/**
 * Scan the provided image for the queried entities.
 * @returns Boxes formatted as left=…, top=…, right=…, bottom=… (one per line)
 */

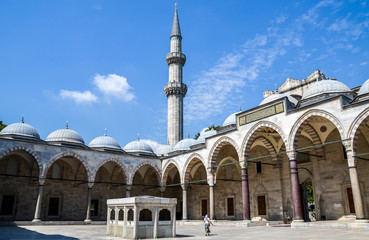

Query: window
left=118, top=209, right=124, bottom=221
left=256, top=161, right=262, bottom=174
left=90, top=200, right=99, bottom=217
left=0, top=195, right=15, bottom=215
left=227, top=198, right=234, bottom=216
left=48, top=197, right=60, bottom=216
left=139, top=209, right=152, bottom=221
left=257, top=195, right=266, bottom=215
left=127, top=209, right=134, bottom=221
left=159, top=209, right=171, bottom=221
left=110, top=208, right=115, bottom=220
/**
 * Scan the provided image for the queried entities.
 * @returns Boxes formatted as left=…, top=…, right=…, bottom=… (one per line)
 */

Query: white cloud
left=276, top=15, right=288, bottom=24
left=360, top=62, right=369, bottom=66
left=93, top=74, right=135, bottom=102
left=59, top=90, right=98, bottom=103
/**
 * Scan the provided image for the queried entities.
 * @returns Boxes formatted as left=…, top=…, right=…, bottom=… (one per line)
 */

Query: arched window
left=159, top=209, right=171, bottom=221
left=127, top=209, right=134, bottom=221
left=118, top=209, right=124, bottom=221
left=139, top=209, right=152, bottom=221
left=110, top=209, right=115, bottom=221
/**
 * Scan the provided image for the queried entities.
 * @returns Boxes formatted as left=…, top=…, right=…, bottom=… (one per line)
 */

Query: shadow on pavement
left=0, top=226, right=78, bottom=240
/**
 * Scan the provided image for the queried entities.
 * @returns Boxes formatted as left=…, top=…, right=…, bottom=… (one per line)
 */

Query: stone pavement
left=1, top=222, right=369, bottom=240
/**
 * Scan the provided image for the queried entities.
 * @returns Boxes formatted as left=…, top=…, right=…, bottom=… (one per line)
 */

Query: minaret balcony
left=166, top=52, right=186, bottom=66
left=164, top=82, right=187, bottom=97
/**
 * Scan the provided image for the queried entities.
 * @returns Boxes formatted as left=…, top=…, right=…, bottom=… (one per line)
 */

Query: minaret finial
left=66, top=120, right=69, bottom=129
left=188, top=131, right=190, bottom=138
left=104, top=128, right=107, bottom=136
left=21, top=115, right=24, bottom=123
left=171, top=2, right=181, bottom=37
left=275, top=83, right=278, bottom=93
left=175, top=2, right=177, bottom=9
left=239, top=104, right=242, bottom=112
left=137, top=133, right=140, bottom=141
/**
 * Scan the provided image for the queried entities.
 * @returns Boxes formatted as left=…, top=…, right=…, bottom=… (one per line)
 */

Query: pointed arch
left=92, top=158, right=129, bottom=184
left=161, top=159, right=181, bottom=186
left=130, top=161, right=161, bottom=186
left=0, top=145, right=43, bottom=174
left=348, top=107, right=369, bottom=153
left=182, top=153, right=205, bottom=184
left=241, top=121, right=288, bottom=161
left=208, top=136, right=239, bottom=168
left=254, top=136, right=278, bottom=161
left=288, top=109, right=345, bottom=151
left=44, top=151, right=92, bottom=181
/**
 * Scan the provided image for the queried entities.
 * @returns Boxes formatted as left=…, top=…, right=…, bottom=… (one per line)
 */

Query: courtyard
left=1, top=222, right=369, bottom=240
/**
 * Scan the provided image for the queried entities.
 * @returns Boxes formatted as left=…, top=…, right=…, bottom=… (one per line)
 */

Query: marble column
left=182, top=184, right=188, bottom=221
left=208, top=168, right=215, bottom=220
left=171, top=206, right=176, bottom=237
left=114, top=207, right=119, bottom=237
left=126, top=184, right=132, bottom=198
left=123, top=206, right=127, bottom=238
left=343, top=141, right=367, bottom=221
left=287, top=151, right=303, bottom=221
left=241, top=161, right=251, bottom=221
left=133, top=205, right=138, bottom=239
left=32, top=178, right=45, bottom=223
left=153, top=207, right=158, bottom=239
left=84, top=183, right=94, bottom=223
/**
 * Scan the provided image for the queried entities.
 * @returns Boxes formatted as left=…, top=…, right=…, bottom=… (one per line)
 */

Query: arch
left=208, top=136, right=239, bottom=168
left=44, top=151, right=92, bottom=181
left=254, top=136, right=278, bottom=162
left=215, top=156, right=241, bottom=180
left=241, top=121, right=288, bottom=161
left=92, top=158, right=129, bottom=184
left=0, top=145, right=43, bottom=175
left=182, top=153, right=206, bottom=184
left=161, top=159, right=181, bottom=187
left=289, top=110, right=345, bottom=151
left=130, top=161, right=161, bottom=186
left=348, top=107, right=369, bottom=153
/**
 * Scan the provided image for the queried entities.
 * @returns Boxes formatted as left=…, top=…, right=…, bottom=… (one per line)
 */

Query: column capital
left=240, top=160, right=247, bottom=169
left=181, top=183, right=187, bottom=190
left=342, top=139, right=353, bottom=152
left=87, top=182, right=94, bottom=189
left=207, top=166, right=215, bottom=175
left=126, top=184, right=132, bottom=191
left=287, top=150, right=297, bottom=160
left=38, top=178, right=46, bottom=185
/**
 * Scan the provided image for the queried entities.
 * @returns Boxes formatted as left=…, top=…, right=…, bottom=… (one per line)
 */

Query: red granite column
left=241, top=161, right=251, bottom=221
left=287, top=151, right=303, bottom=221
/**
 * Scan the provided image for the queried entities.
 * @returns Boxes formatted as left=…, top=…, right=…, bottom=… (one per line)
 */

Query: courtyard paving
left=1, top=222, right=369, bottom=240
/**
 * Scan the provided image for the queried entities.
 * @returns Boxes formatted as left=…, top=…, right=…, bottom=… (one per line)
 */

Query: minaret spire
left=164, top=3, right=187, bottom=145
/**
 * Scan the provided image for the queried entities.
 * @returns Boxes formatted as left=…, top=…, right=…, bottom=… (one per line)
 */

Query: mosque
left=1, top=4, right=369, bottom=225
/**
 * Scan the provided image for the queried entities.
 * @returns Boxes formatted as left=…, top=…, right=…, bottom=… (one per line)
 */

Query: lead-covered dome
left=222, top=112, right=240, bottom=127
left=358, top=79, right=369, bottom=95
left=123, top=138, right=154, bottom=154
left=260, top=93, right=298, bottom=106
left=173, top=138, right=197, bottom=151
left=155, top=144, right=174, bottom=156
left=197, top=129, right=217, bottom=143
left=89, top=131, right=121, bottom=150
left=0, top=120, right=40, bottom=139
left=46, top=123, right=85, bottom=145
left=302, top=79, right=351, bottom=100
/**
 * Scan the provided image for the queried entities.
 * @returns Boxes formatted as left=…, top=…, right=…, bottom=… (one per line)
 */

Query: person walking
left=203, top=214, right=214, bottom=236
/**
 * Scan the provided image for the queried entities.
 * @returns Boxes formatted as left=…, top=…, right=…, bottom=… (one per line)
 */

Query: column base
left=32, top=218, right=41, bottom=223
left=84, top=219, right=92, bottom=224
left=182, top=219, right=189, bottom=222
left=355, top=219, right=369, bottom=223
left=292, top=219, right=304, bottom=223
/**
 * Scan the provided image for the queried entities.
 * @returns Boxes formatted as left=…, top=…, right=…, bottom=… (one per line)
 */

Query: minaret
left=164, top=3, right=187, bottom=146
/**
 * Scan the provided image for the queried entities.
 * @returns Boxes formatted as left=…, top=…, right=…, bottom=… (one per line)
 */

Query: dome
left=197, top=129, right=217, bottom=143
left=123, top=138, right=154, bottom=154
left=155, top=144, right=174, bottom=156
left=260, top=93, right=298, bottom=106
left=88, top=132, right=121, bottom=150
left=0, top=120, right=40, bottom=139
left=173, top=138, right=197, bottom=151
left=302, top=79, right=351, bottom=100
left=358, top=79, right=369, bottom=95
left=222, top=112, right=240, bottom=127
left=46, top=124, right=85, bottom=145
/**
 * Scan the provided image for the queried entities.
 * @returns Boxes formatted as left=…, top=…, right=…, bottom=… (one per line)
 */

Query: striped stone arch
left=254, top=136, right=278, bottom=161
left=182, top=153, right=205, bottom=184
left=130, top=161, right=161, bottom=186
left=0, top=145, right=43, bottom=174
left=208, top=136, right=239, bottom=168
left=92, top=158, right=129, bottom=184
left=300, top=124, right=325, bottom=160
left=348, top=107, right=369, bottom=153
left=241, top=121, right=288, bottom=161
left=44, top=151, right=93, bottom=182
left=288, top=110, right=345, bottom=151
left=161, top=159, right=181, bottom=187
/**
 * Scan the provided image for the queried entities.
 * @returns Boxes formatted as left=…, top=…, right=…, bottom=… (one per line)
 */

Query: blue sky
left=1, top=0, right=369, bottom=148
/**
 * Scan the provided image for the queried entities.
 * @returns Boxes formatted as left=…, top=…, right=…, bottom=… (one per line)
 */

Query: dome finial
left=21, top=115, right=24, bottom=123
left=137, top=133, right=140, bottom=141
left=188, top=131, right=190, bottom=139
left=239, top=104, right=242, bottom=111
left=104, top=128, right=107, bottom=136
left=66, top=120, right=69, bottom=129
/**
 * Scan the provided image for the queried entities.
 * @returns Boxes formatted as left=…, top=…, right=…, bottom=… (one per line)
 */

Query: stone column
left=133, top=205, right=138, bottom=239
left=208, top=168, right=215, bottom=220
left=182, top=184, right=188, bottom=221
left=126, top=184, right=132, bottom=198
left=123, top=206, right=127, bottom=238
left=287, top=151, right=303, bottom=221
left=171, top=206, right=176, bottom=237
left=106, top=207, right=111, bottom=235
left=153, top=207, right=158, bottom=239
left=32, top=178, right=45, bottom=223
left=114, top=207, right=119, bottom=237
left=343, top=141, right=367, bottom=222
left=84, top=183, right=94, bottom=223
left=241, top=161, right=251, bottom=221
